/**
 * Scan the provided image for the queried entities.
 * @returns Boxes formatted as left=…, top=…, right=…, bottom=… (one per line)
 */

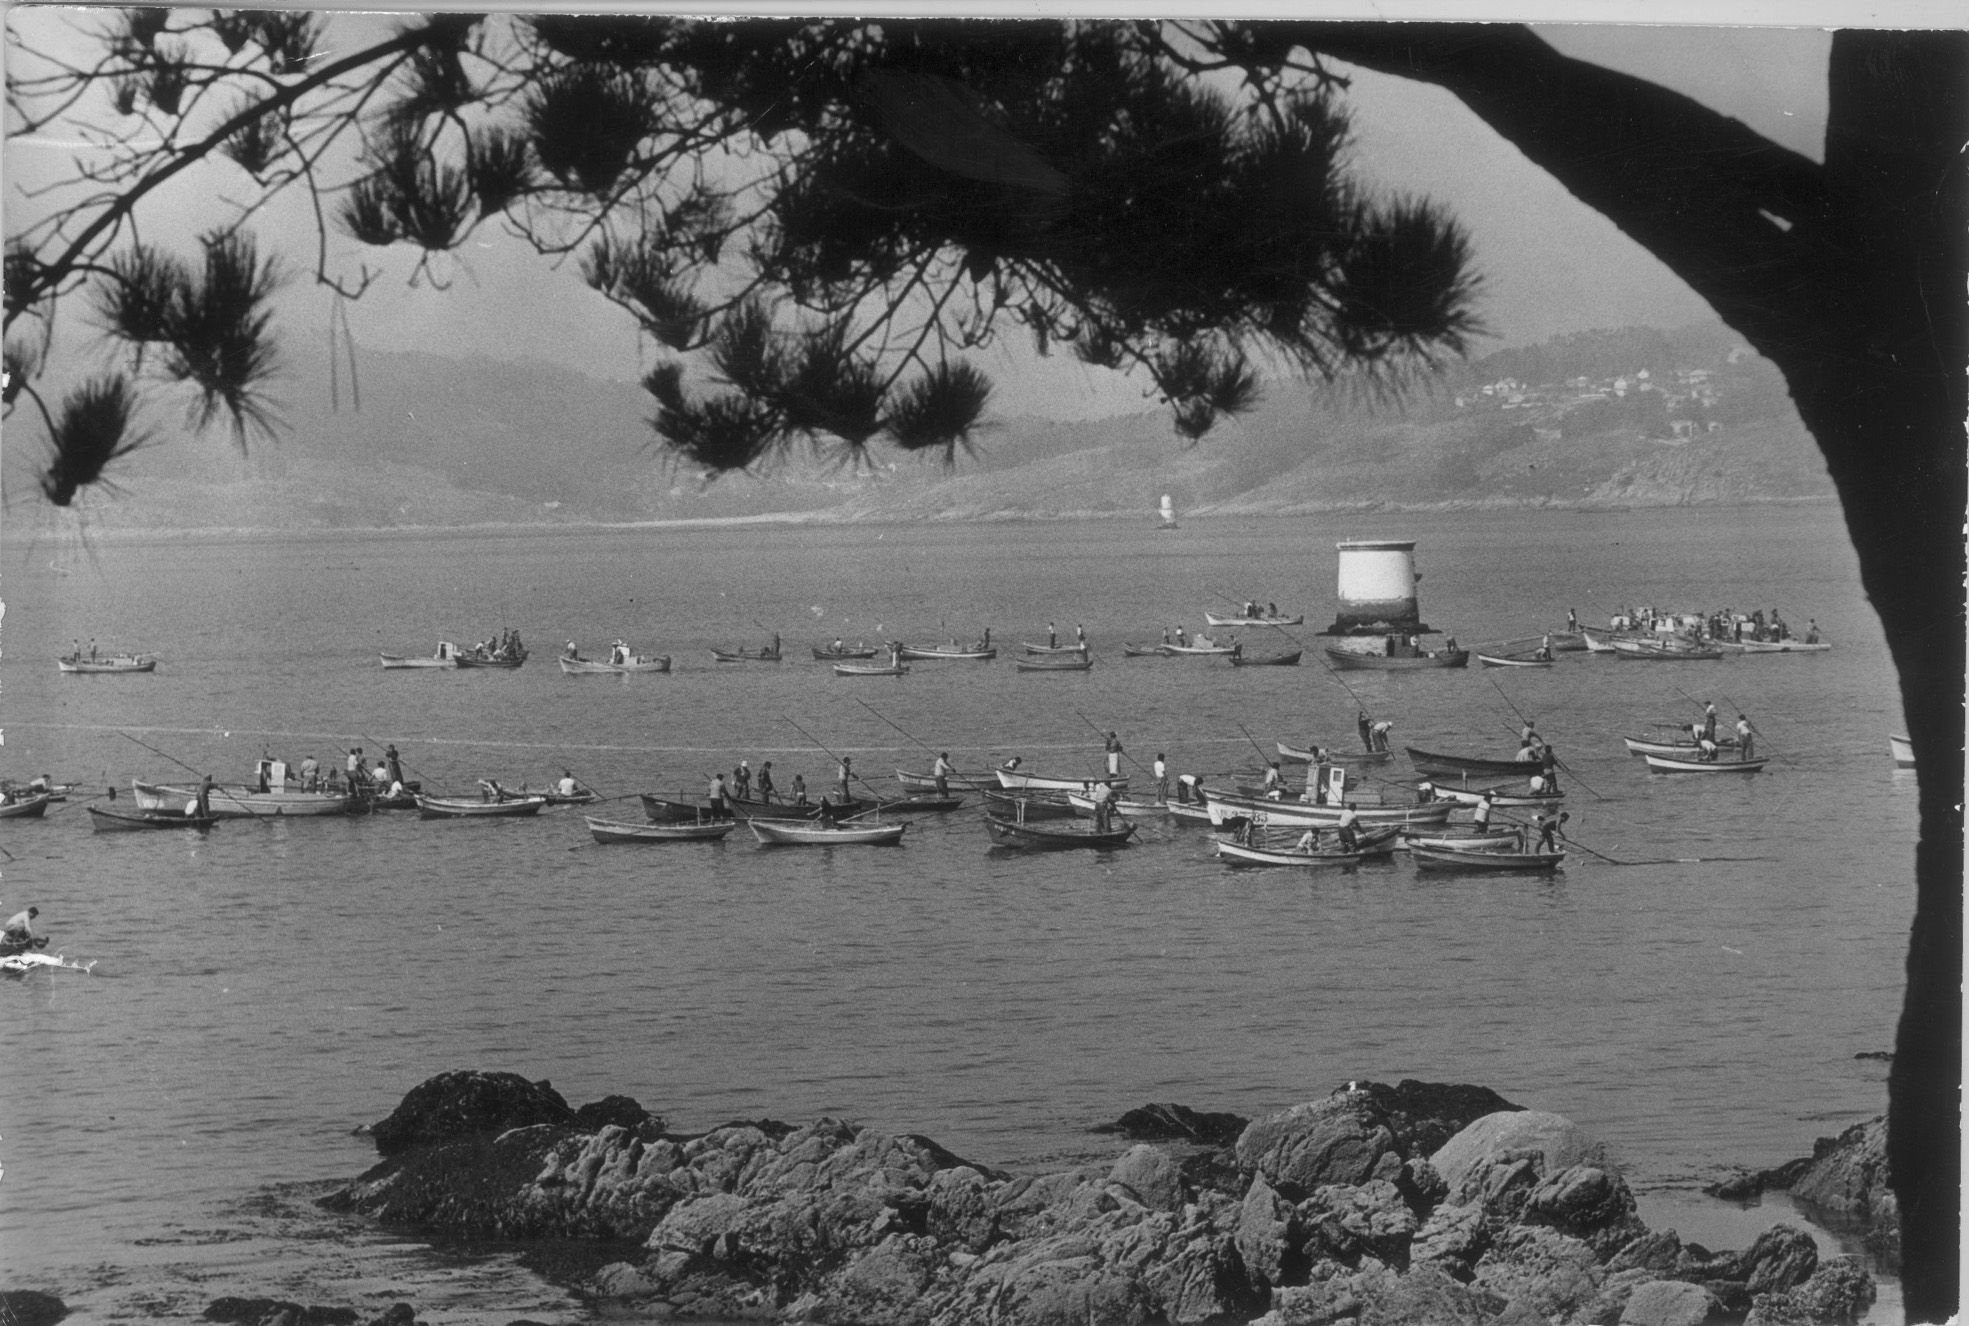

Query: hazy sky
left=0, top=12, right=1892, bottom=421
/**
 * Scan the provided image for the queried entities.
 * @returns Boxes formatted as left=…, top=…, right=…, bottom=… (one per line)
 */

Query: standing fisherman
left=932, top=752, right=954, bottom=797
left=836, top=755, right=854, bottom=805
left=1703, top=701, right=1719, bottom=743
left=1736, top=715, right=1756, bottom=761
left=1104, top=731, right=1124, bottom=779
left=1357, top=711, right=1374, bottom=752
left=1153, top=753, right=1168, bottom=803
left=1535, top=809, right=1569, bottom=853
left=757, top=761, right=776, bottom=803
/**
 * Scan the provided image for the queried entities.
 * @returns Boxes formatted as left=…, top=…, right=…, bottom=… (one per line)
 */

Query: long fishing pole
left=119, top=730, right=209, bottom=782
left=1488, top=678, right=1606, bottom=801
left=854, top=697, right=974, bottom=781
left=1559, top=828, right=1779, bottom=867
left=1073, top=711, right=1150, bottom=781
left=1716, top=693, right=1784, bottom=764
left=783, top=716, right=887, bottom=803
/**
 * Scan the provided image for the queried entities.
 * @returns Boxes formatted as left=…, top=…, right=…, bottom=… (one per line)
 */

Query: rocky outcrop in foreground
left=1707, top=1115, right=1899, bottom=1271
left=322, top=1071, right=1877, bottom=1326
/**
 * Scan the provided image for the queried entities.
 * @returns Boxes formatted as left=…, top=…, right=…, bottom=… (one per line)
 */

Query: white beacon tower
left=1324, top=539, right=1432, bottom=636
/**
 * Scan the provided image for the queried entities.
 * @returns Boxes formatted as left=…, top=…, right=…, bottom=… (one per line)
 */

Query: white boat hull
left=134, top=781, right=352, bottom=817
left=996, top=768, right=1127, bottom=792
left=749, top=818, right=907, bottom=845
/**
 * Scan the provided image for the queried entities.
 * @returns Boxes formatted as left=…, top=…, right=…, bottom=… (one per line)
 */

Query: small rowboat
left=712, top=646, right=782, bottom=663
left=560, top=653, right=671, bottom=674
left=1016, top=657, right=1094, bottom=672
left=835, top=661, right=909, bottom=676
left=381, top=642, right=461, bottom=669
left=1202, top=791, right=1455, bottom=828
left=1122, top=643, right=1173, bottom=657
left=1162, top=641, right=1235, bottom=656
left=1229, top=650, right=1302, bottom=667
left=894, top=643, right=996, bottom=661
left=1, top=940, right=94, bottom=976
left=1610, top=638, right=1722, bottom=660
left=1405, top=748, right=1535, bottom=778
left=1411, top=844, right=1566, bottom=871
left=749, top=817, right=908, bottom=845
left=813, top=643, right=879, bottom=660
left=724, top=793, right=872, bottom=821
left=1622, top=735, right=1737, bottom=758
left=586, top=815, right=734, bottom=843
left=640, top=793, right=724, bottom=822
left=1216, top=839, right=1370, bottom=866
left=1276, top=742, right=1392, bottom=765
left=1163, top=801, right=1216, bottom=825
left=454, top=648, right=528, bottom=669
left=996, top=768, right=1127, bottom=792
left=1205, top=611, right=1304, bottom=628
left=1323, top=646, right=1469, bottom=671
left=1735, top=639, right=1832, bottom=653
left=88, top=804, right=218, bottom=832
left=415, top=793, right=548, bottom=818
left=57, top=654, right=156, bottom=674
left=1643, top=753, right=1769, bottom=774
left=1889, top=733, right=1914, bottom=767
left=0, top=793, right=54, bottom=819
left=1476, top=652, right=1553, bottom=668
left=1064, top=790, right=1166, bottom=819
left=895, top=768, right=995, bottom=793
left=983, top=814, right=1136, bottom=850
left=867, top=794, right=966, bottom=814
left=1022, top=641, right=1089, bottom=655
left=981, top=789, right=1081, bottom=820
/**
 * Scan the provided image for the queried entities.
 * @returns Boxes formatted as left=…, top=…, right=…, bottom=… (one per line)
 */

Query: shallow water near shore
left=1, top=505, right=1911, bottom=1322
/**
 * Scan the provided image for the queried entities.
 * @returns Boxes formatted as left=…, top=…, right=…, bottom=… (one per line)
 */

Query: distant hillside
left=3, top=323, right=1832, bottom=533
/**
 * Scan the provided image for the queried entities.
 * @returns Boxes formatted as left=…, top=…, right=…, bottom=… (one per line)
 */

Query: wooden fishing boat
left=1611, top=638, right=1722, bottom=661
left=1735, top=639, right=1832, bottom=653
left=1162, top=640, right=1236, bottom=656
left=1431, top=785, right=1564, bottom=809
left=1622, top=734, right=1738, bottom=758
left=835, top=661, right=909, bottom=676
left=586, top=815, right=734, bottom=843
left=1205, top=611, right=1304, bottom=628
left=1405, top=747, right=1536, bottom=778
left=1411, top=844, right=1566, bottom=871
left=813, top=643, right=879, bottom=660
left=1164, top=801, right=1216, bottom=825
left=134, top=780, right=353, bottom=818
left=1122, top=643, right=1174, bottom=657
left=1021, top=641, right=1090, bottom=655
left=381, top=642, right=461, bottom=669
left=1643, top=753, right=1769, bottom=774
left=724, top=792, right=871, bottom=820
left=868, top=794, right=965, bottom=814
left=1202, top=790, right=1455, bottom=828
left=1229, top=650, right=1302, bottom=667
left=1016, top=656, right=1094, bottom=672
left=56, top=653, right=156, bottom=674
left=712, top=645, right=782, bottom=663
left=996, top=767, right=1127, bottom=792
left=1276, top=742, right=1393, bottom=765
left=895, top=768, right=995, bottom=793
left=1, top=949, right=95, bottom=977
left=0, top=793, right=54, bottom=819
left=640, top=792, right=726, bottom=822
left=1323, top=645, right=1468, bottom=670
left=1546, top=632, right=1589, bottom=652
left=454, top=646, right=528, bottom=669
left=981, top=788, right=1082, bottom=820
left=560, top=652, right=671, bottom=674
left=983, top=813, right=1136, bottom=850
left=749, top=817, right=908, bottom=846
left=415, top=792, right=549, bottom=818
left=1064, top=790, right=1167, bottom=819
left=894, top=643, right=996, bottom=661
left=88, top=804, right=218, bottom=832
left=1216, top=839, right=1369, bottom=867
left=1889, top=733, right=1914, bottom=768
left=1476, top=652, right=1553, bottom=668
left=1399, top=827, right=1527, bottom=852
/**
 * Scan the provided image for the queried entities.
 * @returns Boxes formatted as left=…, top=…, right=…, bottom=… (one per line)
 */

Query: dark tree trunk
left=1281, top=24, right=1967, bottom=1320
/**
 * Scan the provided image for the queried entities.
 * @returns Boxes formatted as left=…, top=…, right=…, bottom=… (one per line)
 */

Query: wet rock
left=1742, top=1256, right=1876, bottom=1325
left=1616, top=1278, right=1717, bottom=1326
left=1235, top=1092, right=1404, bottom=1198
left=1092, top=1103, right=1249, bottom=1148
left=202, top=1299, right=358, bottom=1326
left=367, top=1070, right=573, bottom=1157
left=0, top=1291, right=69, bottom=1326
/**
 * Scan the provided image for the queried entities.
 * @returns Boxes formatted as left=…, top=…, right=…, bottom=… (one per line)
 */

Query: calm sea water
left=0, top=507, right=1913, bottom=1322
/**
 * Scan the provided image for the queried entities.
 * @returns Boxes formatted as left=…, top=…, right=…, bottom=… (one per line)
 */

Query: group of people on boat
left=1355, top=711, right=1394, bottom=753
left=2, top=905, right=46, bottom=955
left=1605, top=605, right=1819, bottom=646
left=470, top=629, right=527, bottom=662
left=1686, top=703, right=1757, bottom=761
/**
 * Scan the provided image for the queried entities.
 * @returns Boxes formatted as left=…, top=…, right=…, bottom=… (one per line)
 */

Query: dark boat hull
left=983, top=814, right=1136, bottom=849
left=1404, top=747, right=1537, bottom=778
left=1324, top=647, right=1468, bottom=670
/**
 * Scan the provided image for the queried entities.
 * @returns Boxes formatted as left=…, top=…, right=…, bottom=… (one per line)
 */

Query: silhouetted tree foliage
left=5, top=16, right=1962, bottom=1316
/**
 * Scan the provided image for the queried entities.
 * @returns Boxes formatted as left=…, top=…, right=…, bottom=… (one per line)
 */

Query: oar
left=1074, top=711, right=1149, bottom=782
left=854, top=697, right=980, bottom=784
left=1557, top=827, right=1779, bottom=867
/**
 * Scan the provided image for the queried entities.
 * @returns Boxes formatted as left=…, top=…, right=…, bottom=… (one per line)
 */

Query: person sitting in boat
left=3, top=906, right=42, bottom=951
left=1295, top=827, right=1323, bottom=853
left=1536, top=809, right=1569, bottom=853
left=816, top=797, right=838, bottom=826
left=1805, top=619, right=1821, bottom=644
left=556, top=770, right=581, bottom=799
left=1335, top=803, right=1361, bottom=853
left=1529, top=771, right=1550, bottom=796
left=1415, top=780, right=1435, bottom=804
left=564, top=640, right=579, bottom=659
left=1001, top=755, right=1023, bottom=772
left=1174, top=625, right=1188, bottom=647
